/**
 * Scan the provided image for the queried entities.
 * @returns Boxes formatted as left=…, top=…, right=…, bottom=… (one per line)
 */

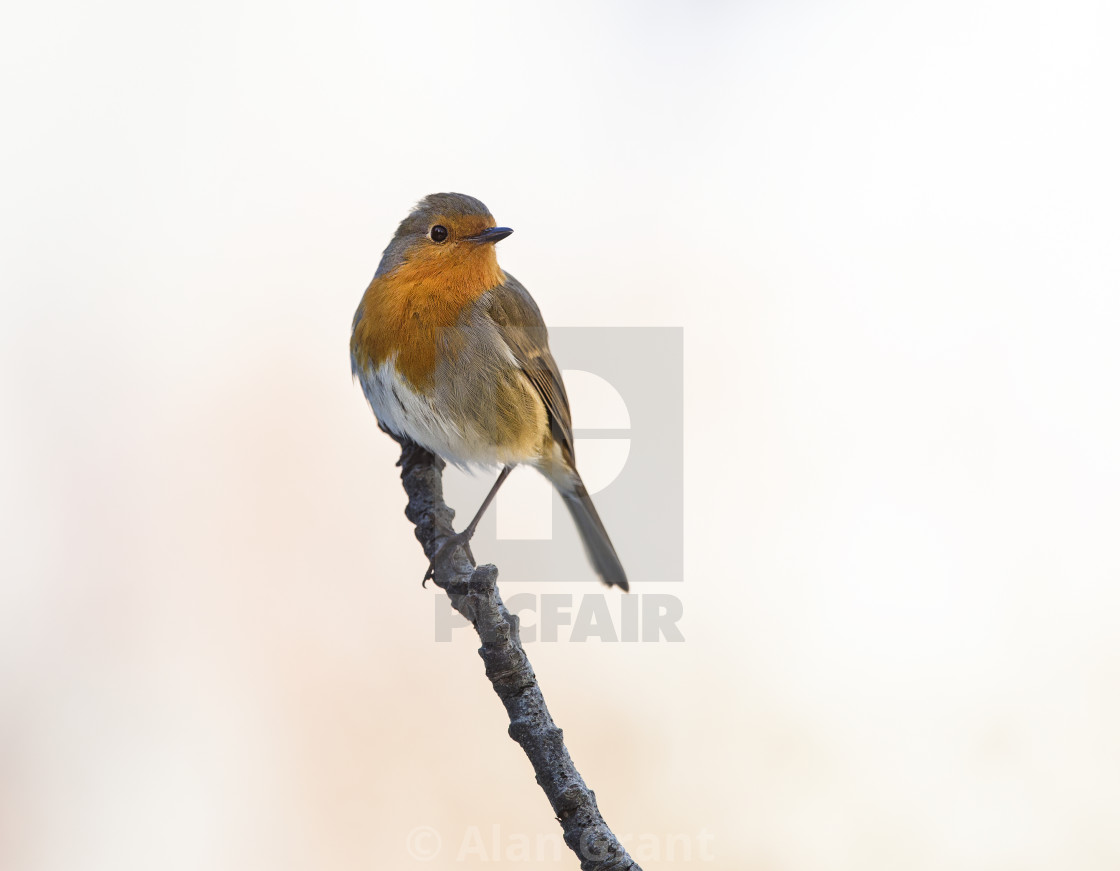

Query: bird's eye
left=429, top=225, right=448, bottom=243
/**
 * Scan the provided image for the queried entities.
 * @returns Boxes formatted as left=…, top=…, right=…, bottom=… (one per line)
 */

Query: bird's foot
left=422, top=530, right=477, bottom=586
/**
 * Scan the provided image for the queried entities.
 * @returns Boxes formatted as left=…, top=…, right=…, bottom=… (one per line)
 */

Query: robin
left=350, top=193, right=629, bottom=590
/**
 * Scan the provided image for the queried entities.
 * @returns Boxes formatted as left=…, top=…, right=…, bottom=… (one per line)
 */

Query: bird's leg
left=424, top=465, right=514, bottom=584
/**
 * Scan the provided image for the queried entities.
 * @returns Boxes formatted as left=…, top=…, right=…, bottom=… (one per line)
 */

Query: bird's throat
left=351, top=249, right=505, bottom=392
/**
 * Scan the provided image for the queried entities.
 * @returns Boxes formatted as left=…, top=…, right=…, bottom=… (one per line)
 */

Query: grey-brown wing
left=486, top=276, right=575, bottom=464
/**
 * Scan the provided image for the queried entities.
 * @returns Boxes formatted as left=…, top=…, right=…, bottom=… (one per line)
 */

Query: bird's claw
left=421, top=531, right=476, bottom=586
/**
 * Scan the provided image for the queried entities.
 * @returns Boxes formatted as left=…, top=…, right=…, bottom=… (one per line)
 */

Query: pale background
left=2, top=1, right=1119, bottom=869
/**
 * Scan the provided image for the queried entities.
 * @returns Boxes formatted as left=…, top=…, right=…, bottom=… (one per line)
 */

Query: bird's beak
left=465, top=226, right=514, bottom=244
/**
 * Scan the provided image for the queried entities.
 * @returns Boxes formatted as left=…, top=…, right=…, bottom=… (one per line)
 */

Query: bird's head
left=375, top=193, right=513, bottom=288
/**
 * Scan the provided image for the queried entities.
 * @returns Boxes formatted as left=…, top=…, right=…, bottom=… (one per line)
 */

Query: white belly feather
left=358, top=356, right=520, bottom=469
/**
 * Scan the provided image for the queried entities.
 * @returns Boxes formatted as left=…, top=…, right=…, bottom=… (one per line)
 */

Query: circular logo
left=405, top=825, right=442, bottom=862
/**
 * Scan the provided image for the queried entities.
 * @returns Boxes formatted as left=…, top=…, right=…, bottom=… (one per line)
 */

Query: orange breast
left=351, top=251, right=505, bottom=391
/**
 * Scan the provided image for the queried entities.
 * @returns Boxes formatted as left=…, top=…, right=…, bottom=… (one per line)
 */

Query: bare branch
left=392, top=435, right=643, bottom=871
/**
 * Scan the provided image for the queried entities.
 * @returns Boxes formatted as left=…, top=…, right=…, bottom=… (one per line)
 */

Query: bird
left=350, top=192, right=629, bottom=590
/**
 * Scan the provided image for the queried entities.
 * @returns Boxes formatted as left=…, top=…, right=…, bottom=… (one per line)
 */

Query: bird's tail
left=555, top=472, right=629, bottom=591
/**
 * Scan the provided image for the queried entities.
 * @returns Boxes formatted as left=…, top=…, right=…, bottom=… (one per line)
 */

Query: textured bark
left=393, top=435, right=642, bottom=871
